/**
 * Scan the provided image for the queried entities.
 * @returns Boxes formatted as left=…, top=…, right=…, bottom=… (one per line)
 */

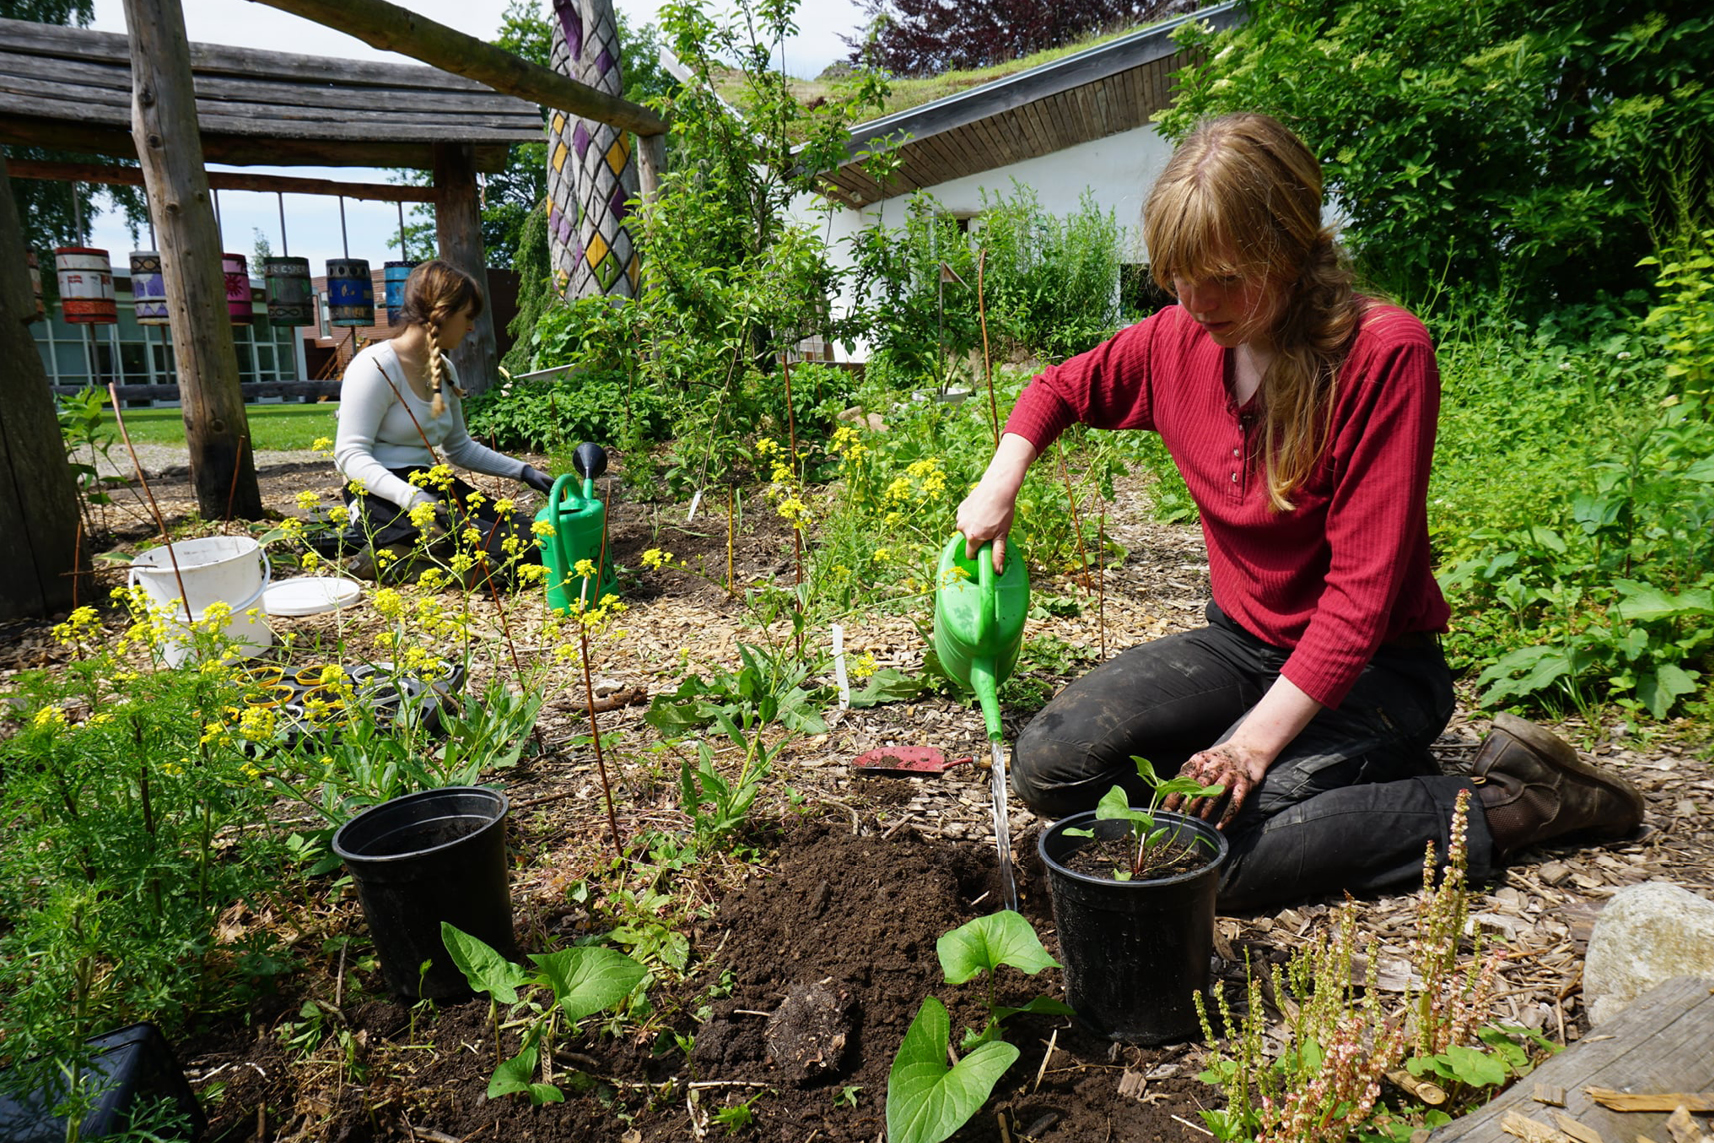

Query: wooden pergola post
left=433, top=142, right=498, bottom=397
left=122, top=0, right=263, bottom=520
left=0, top=150, right=89, bottom=619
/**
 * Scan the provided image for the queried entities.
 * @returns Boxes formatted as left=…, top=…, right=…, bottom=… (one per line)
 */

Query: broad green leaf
left=530, top=946, right=648, bottom=1022
left=441, top=922, right=524, bottom=1004
left=488, top=1041, right=540, bottom=1099
left=848, top=668, right=930, bottom=708
left=1091, top=783, right=1144, bottom=825
left=1637, top=663, right=1698, bottom=720
left=937, top=912, right=1060, bottom=985
left=886, top=997, right=1020, bottom=1143
left=992, top=996, right=1076, bottom=1022
left=1442, top=1044, right=1508, bottom=1089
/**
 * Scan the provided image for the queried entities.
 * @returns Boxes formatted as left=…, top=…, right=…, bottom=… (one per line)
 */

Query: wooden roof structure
left=820, top=0, right=1244, bottom=205
left=0, top=15, right=543, bottom=171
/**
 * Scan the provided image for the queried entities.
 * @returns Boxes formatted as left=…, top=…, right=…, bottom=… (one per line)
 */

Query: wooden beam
left=433, top=142, right=497, bottom=399
left=0, top=149, right=88, bottom=619
left=123, top=0, right=263, bottom=520
left=245, top=0, right=667, bottom=137
left=6, top=158, right=439, bottom=203
left=637, top=132, right=667, bottom=200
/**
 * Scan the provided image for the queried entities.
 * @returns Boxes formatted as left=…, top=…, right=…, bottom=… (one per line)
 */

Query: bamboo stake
left=977, top=247, right=998, bottom=448
left=1097, top=503, right=1106, bottom=659
left=1057, top=445, right=1092, bottom=591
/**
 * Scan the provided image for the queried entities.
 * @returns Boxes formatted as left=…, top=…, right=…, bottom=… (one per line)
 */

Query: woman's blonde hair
left=399, top=259, right=484, bottom=417
left=1143, top=112, right=1364, bottom=511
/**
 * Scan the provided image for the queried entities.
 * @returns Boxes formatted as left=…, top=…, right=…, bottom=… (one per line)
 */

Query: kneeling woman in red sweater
left=955, top=112, right=1642, bottom=910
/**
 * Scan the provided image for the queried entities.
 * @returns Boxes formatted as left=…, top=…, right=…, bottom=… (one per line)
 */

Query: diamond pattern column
left=546, top=0, right=641, bottom=300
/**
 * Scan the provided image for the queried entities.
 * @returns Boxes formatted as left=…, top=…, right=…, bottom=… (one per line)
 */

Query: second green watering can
left=932, top=533, right=1029, bottom=742
left=537, top=443, right=616, bottom=615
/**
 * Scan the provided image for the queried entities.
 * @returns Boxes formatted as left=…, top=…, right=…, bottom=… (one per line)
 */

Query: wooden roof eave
left=0, top=15, right=541, bottom=170
left=811, top=1, right=1246, bottom=204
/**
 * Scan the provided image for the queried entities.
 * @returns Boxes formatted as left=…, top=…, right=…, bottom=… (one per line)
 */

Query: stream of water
left=990, top=738, right=1019, bottom=911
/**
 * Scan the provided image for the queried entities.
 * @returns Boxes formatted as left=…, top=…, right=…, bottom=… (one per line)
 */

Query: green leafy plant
left=1196, top=792, right=1554, bottom=1143
left=887, top=912, right=1067, bottom=1143
left=441, top=922, right=647, bottom=1107
left=1063, top=757, right=1225, bottom=879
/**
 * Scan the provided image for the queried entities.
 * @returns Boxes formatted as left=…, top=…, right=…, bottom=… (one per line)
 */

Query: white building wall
left=790, top=121, right=1178, bottom=361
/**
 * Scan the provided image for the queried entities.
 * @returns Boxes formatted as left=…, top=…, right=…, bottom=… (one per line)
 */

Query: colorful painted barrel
left=26, top=250, right=44, bottom=322
left=129, top=250, right=170, bottom=326
left=327, top=257, right=375, bottom=327
left=54, top=247, right=117, bottom=324
left=383, top=260, right=414, bottom=326
left=222, top=253, right=253, bottom=324
left=264, top=256, right=314, bottom=325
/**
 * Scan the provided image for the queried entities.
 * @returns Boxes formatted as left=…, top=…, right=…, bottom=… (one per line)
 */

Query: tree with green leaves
left=2, top=0, right=146, bottom=249
left=1157, top=0, right=1714, bottom=313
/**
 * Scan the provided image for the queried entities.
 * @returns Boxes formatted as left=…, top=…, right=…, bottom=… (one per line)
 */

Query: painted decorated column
left=546, top=0, right=642, bottom=300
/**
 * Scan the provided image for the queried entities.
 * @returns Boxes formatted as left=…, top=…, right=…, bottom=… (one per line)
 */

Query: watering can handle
left=545, top=474, right=581, bottom=589
left=976, top=543, right=996, bottom=650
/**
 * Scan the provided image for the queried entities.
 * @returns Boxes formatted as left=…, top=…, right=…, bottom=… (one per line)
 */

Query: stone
left=1582, top=880, right=1714, bottom=1025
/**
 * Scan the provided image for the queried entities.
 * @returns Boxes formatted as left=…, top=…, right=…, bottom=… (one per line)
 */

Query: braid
left=426, top=321, right=447, bottom=418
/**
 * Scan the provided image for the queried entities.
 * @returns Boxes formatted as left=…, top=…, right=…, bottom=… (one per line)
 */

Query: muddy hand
left=1164, top=744, right=1266, bottom=830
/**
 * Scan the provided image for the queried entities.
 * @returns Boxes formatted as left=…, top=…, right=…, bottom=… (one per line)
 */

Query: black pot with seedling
left=1038, top=758, right=1228, bottom=1044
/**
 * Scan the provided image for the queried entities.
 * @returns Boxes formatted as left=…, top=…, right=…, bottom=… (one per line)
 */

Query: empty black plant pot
left=1039, top=809, right=1228, bottom=1044
left=332, top=786, right=513, bottom=1000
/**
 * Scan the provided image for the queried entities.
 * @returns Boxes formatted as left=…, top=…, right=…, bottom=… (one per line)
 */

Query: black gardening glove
left=521, top=465, right=554, bottom=494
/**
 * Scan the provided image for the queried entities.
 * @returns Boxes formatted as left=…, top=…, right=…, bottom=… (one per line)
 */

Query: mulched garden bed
left=8, top=446, right=1712, bottom=1142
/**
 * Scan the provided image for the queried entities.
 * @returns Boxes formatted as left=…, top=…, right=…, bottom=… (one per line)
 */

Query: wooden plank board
left=0, top=14, right=504, bottom=93
left=0, top=46, right=546, bottom=116
left=1429, top=977, right=1714, bottom=1143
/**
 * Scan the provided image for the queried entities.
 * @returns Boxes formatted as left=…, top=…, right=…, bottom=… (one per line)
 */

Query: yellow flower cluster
left=851, top=652, right=878, bottom=679
left=51, top=605, right=101, bottom=649
left=296, top=490, right=319, bottom=511
left=831, top=424, right=869, bottom=464
left=372, top=588, right=406, bottom=620
left=312, top=436, right=334, bottom=456
left=407, top=465, right=456, bottom=493
left=641, top=548, right=674, bottom=570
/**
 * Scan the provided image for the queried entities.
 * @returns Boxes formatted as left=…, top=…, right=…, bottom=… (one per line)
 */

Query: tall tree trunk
left=545, top=0, right=641, bottom=300
left=0, top=150, right=90, bottom=619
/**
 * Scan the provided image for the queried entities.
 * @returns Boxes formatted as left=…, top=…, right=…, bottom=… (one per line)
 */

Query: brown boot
left=1468, top=713, right=1645, bottom=857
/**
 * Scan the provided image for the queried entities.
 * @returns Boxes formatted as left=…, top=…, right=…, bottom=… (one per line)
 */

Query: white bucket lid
left=263, top=577, right=362, bottom=617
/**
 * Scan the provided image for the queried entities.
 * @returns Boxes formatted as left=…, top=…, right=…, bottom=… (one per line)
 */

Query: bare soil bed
left=7, top=447, right=1712, bottom=1143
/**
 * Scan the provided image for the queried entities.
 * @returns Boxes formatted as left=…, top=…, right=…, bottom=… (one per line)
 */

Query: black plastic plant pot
left=332, top=786, right=513, bottom=1001
left=0, top=1023, right=206, bottom=1142
left=1039, top=809, right=1229, bottom=1045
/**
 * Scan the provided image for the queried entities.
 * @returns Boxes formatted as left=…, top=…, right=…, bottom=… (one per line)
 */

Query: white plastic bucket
left=156, top=580, right=275, bottom=668
left=129, top=537, right=270, bottom=616
left=129, top=537, right=273, bottom=668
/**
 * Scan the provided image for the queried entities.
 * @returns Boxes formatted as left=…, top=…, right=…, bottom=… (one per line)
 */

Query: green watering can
left=537, top=443, right=616, bottom=615
left=932, top=533, right=1030, bottom=742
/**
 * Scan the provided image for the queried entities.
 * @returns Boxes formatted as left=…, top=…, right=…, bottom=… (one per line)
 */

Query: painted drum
left=327, top=257, right=375, bottom=327
left=129, top=250, right=169, bottom=326
left=54, top=246, right=117, bottom=324
left=221, top=253, right=255, bottom=324
left=383, top=260, right=414, bottom=326
left=264, top=256, right=315, bottom=326
left=26, top=249, right=44, bottom=322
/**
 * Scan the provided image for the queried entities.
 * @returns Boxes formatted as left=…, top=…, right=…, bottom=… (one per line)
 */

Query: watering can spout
left=970, top=657, right=1004, bottom=743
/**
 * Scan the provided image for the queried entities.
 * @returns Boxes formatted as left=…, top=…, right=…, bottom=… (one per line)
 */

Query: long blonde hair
left=398, top=259, right=483, bottom=417
left=1143, top=113, right=1363, bottom=511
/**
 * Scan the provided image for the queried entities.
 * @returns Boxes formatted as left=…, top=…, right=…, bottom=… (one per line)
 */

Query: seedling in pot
left=1063, top=756, right=1225, bottom=880
left=441, top=922, right=647, bottom=1106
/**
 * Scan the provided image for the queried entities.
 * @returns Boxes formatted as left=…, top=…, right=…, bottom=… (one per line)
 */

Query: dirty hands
left=1162, top=741, right=1272, bottom=829
left=955, top=433, right=1039, bottom=574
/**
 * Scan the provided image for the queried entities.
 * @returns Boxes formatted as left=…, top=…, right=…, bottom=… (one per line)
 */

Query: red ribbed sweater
left=1005, top=301, right=1450, bottom=709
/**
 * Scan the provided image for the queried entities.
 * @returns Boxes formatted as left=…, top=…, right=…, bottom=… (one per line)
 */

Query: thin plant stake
left=224, top=433, right=247, bottom=520
left=578, top=618, right=622, bottom=856
left=107, top=383, right=194, bottom=638
left=1097, top=503, right=1107, bottom=659
left=1057, top=445, right=1093, bottom=592
left=725, top=483, right=736, bottom=598
left=977, top=247, right=998, bottom=448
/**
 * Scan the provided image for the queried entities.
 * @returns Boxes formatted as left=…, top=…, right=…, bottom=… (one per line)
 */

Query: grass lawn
left=105, top=403, right=340, bottom=452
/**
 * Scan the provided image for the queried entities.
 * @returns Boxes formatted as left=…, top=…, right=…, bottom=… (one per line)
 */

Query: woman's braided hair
left=1143, top=112, right=1366, bottom=511
left=397, top=259, right=484, bottom=418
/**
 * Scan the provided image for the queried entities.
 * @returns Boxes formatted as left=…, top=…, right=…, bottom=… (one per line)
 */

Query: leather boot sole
left=1491, top=712, right=1646, bottom=838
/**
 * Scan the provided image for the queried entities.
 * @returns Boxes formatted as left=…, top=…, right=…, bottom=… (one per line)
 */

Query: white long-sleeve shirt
left=334, top=341, right=527, bottom=511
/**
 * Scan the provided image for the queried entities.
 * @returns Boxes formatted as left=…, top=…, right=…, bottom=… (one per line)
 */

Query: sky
left=79, top=0, right=862, bottom=276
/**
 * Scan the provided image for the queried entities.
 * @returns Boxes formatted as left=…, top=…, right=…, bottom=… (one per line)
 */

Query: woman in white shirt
left=333, top=259, right=552, bottom=580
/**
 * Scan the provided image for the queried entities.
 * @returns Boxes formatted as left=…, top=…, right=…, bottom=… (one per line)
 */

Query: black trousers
left=1013, top=602, right=1495, bottom=911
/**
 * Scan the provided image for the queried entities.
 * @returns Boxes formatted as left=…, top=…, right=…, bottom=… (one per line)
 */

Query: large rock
left=1582, top=880, right=1714, bottom=1025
